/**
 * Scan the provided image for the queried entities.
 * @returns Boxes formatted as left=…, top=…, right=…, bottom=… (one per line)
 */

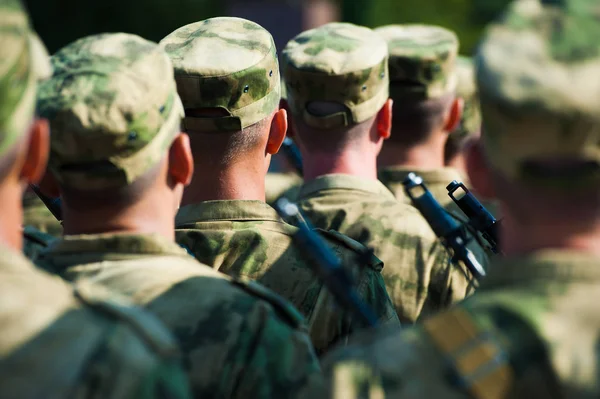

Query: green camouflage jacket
left=22, top=191, right=62, bottom=237
left=265, top=172, right=302, bottom=206
left=296, top=174, right=474, bottom=324
left=379, top=166, right=493, bottom=264
left=313, top=250, right=600, bottom=398
left=175, top=200, right=400, bottom=355
left=37, top=233, right=322, bottom=398
left=0, top=245, right=191, bottom=399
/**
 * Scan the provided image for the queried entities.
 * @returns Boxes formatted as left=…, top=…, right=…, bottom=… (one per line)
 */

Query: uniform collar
left=176, top=200, right=283, bottom=226
left=298, top=174, right=396, bottom=200
left=379, top=166, right=465, bottom=186
left=482, top=250, right=600, bottom=290
left=43, top=233, right=188, bottom=260
left=0, top=245, right=38, bottom=273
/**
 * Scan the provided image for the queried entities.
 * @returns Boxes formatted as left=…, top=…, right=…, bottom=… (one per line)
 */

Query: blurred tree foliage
left=24, top=0, right=222, bottom=53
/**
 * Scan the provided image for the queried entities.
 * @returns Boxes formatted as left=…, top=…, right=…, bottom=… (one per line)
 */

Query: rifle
left=280, top=137, right=303, bottom=177
left=274, top=197, right=378, bottom=327
left=29, top=184, right=62, bottom=222
left=446, top=180, right=501, bottom=254
left=403, top=173, right=486, bottom=280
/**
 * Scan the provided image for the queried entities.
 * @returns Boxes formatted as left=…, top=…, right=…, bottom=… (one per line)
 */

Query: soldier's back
left=297, top=174, right=474, bottom=324
left=175, top=199, right=399, bottom=355
left=38, top=233, right=322, bottom=398
left=0, top=246, right=190, bottom=399
left=315, top=250, right=600, bottom=398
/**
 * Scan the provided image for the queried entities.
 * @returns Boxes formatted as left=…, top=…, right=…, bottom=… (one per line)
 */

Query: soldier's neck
left=501, top=208, right=600, bottom=257
left=62, top=193, right=176, bottom=240
left=0, top=183, right=24, bottom=251
left=181, top=163, right=266, bottom=205
left=445, top=153, right=468, bottom=176
left=378, top=141, right=446, bottom=170
left=302, top=148, right=378, bottom=182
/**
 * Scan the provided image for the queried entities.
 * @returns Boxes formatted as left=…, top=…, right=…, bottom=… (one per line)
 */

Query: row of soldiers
left=2, top=0, right=600, bottom=397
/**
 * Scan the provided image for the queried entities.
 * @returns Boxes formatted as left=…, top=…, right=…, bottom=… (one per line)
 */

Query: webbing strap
left=423, top=308, right=513, bottom=399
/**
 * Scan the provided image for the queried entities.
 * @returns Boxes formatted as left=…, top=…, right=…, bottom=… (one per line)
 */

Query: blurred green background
left=25, top=0, right=510, bottom=55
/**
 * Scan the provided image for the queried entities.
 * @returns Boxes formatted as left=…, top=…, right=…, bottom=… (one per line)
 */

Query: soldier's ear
left=376, top=99, right=393, bottom=140
left=20, top=118, right=49, bottom=185
left=466, top=139, right=496, bottom=199
left=443, top=97, right=463, bottom=134
left=279, top=99, right=295, bottom=138
left=168, top=133, right=194, bottom=187
left=266, top=108, right=288, bottom=155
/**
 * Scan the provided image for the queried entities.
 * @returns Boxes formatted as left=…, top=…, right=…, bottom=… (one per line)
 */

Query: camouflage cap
left=281, top=22, right=389, bottom=130
left=37, top=33, right=184, bottom=190
left=476, top=0, right=600, bottom=184
left=452, top=56, right=481, bottom=140
left=375, top=24, right=458, bottom=101
left=160, top=17, right=280, bottom=134
left=0, top=0, right=36, bottom=158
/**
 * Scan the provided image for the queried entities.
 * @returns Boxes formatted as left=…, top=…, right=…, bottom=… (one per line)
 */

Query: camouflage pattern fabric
left=375, top=24, right=458, bottom=101
left=378, top=166, right=493, bottom=264
left=174, top=200, right=400, bottom=355
left=22, top=191, right=62, bottom=237
left=37, top=33, right=184, bottom=190
left=297, top=174, right=474, bottom=324
left=37, top=233, right=323, bottom=398
left=265, top=172, right=302, bottom=206
left=477, top=0, right=600, bottom=185
left=0, top=0, right=37, bottom=157
left=311, top=251, right=600, bottom=398
left=160, top=17, right=280, bottom=133
left=452, top=56, right=481, bottom=142
left=281, top=22, right=389, bottom=129
left=0, top=245, right=191, bottom=399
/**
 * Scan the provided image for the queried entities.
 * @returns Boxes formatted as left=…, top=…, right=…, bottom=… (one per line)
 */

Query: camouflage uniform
left=311, top=1, right=600, bottom=397
left=375, top=24, right=492, bottom=263
left=0, top=3, right=190, bottom=398
left=281, top=23, right=473, bottom=324
left=36, top=32, right=322, bottom=398
left=161, top=18, right=400, bottom=355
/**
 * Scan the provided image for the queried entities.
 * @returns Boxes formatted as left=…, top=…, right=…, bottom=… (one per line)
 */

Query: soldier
left=0, top=2, right=191, bottom=398
left=161, top=17, right=399, bottom=355
left=280, top=22, right=473, bottom=324
left=35, top=32, right=322, bottom=398
left=311, top=0, right=600, bottom=396
left=375, top=24, right=492, bottom=263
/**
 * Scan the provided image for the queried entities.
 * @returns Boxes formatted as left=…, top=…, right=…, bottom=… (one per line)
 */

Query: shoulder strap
left=73, top=281, right=180, bottom=359
left=422, top=307, right=514, bottom=399
left=230, top=276, right=305, bottom=329
left=23, top=225, right=54, bottom=247
left=315, top=228, right=383, bottom=271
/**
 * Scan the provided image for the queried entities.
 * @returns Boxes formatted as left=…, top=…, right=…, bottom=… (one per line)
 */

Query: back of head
left=476, top=0, right=600, bottom=217
left=445, top=56, right=482, bottom=162
left=160, top=17, right=280, bottom=165
left=281, top=22, right=389, bottom=151
left=0, top=0, right=37, bottom=179
left=37, top=33, right=184, bottom=203
left=376, top=24, right=459, bottom=146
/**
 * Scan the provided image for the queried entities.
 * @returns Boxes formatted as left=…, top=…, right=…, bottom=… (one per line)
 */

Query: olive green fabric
left=313, top=250, right=600, bottom=398
left=265, top=172, right=302, bottom=206
left=477, top=0, right=600, bottom=185
left=174, top=200, right=400, bottom=356
left=37, top=33, right=184, bottom=190
left=0, top=245, right=191, bottom=399
left=160, top=17, right=280, bottom=133
left=0, top=0, right=37, bottom=158
left=282, top=22, right=389, bottom=129
left=37, top=233, right=322, bottom=398
left=22, top=191, right=62, bottom=237
left=296, top=174, right=474, bottom=324
left=375, top=24, right=459, bottom=101
left=378, top=166, right=493, bottom=264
